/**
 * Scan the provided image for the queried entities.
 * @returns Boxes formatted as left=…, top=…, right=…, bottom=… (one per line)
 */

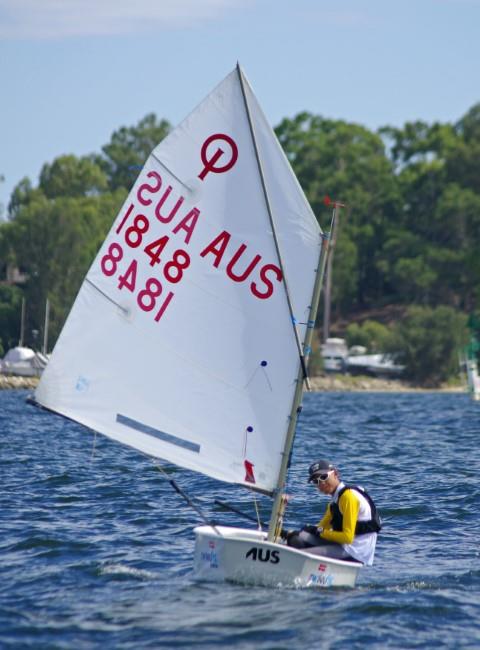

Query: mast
left=43, top=298, right=50, bottom=355
left=322, top=197, right=341, bottom=342
left=266, top=230, right=330, bottom=541
left=19, top=297, right=26, bottom=347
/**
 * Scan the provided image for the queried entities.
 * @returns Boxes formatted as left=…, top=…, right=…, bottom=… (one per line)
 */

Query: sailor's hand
left=302, top=524, right=319, bottom=535
left=284, top=529, right=298, bottom=542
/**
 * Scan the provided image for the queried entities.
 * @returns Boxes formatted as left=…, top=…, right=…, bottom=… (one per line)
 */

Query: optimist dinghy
left=33, top=65, right=360, bottom=588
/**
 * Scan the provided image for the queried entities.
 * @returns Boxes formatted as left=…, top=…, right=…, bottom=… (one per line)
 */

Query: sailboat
left=33, top=65, right=361, bottom=588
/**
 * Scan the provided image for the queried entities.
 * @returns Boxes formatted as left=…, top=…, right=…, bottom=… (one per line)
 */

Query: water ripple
left=1, top=389, right=479, bottom=648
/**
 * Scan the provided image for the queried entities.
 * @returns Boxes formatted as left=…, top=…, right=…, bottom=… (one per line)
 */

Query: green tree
left=390, top=306, right=468, bottom=386
left=100, top=113, right=171, bottom=191
left=345, top=320, right=393, bottom=353
left=275, top=113, right=400, bottom=312
left=446, top=103, right=480, bottom=194
left=2, top=189, right=125, bottom=345
left=8, top=178, right=44, bottom=219
left=0, top=284, right=23, bottom=354
left=39, top=155, right=108, bottom=198
left=378, top=113, right=480, bottom=310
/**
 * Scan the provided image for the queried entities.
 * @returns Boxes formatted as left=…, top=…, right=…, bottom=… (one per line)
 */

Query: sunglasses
left=313, top=470, right=334, bottom=484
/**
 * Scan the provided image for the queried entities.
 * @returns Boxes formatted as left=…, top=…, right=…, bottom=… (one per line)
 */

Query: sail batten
left=35, top=67, right=322, bottom=494
left=84, top=278, right=128, bottom=313
left=116, top=413, right=201, bottom=453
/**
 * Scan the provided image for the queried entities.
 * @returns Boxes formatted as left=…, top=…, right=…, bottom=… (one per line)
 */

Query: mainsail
left=35, top=66, right=322, bottom=494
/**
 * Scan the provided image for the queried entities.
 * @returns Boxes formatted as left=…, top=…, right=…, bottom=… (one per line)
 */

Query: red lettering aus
left=200, top=230, right=231, bottom=267
left=251, top=264, right=283, bottom=300
left=172, top=208, right=200, bottom=245
left=226, top=244, right=261, bottom=282
left=137, top=171, right=162, bottom=206
left=155, top=186, right=185, bottom=223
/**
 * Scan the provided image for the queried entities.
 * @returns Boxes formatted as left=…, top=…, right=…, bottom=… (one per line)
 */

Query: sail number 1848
left=100, top=242, right=178, bottom=322
left=99, top=204, right=191, bottom=323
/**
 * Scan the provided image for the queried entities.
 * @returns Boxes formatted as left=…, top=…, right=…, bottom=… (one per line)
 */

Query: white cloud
left=0, top=0, right=248, bottom=39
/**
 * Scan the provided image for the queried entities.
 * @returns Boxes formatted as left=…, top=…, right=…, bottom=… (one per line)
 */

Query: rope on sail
left=236, top=63, right=311, bottom=389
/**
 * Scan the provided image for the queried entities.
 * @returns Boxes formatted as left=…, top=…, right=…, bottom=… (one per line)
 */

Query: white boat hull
left=194, top=525, right=361, bottom=588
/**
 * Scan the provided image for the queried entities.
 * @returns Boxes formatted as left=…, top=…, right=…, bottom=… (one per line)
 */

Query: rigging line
left=252, top=494, right=262, bottom=530
left=213, top=499, right=288, bottom=535
left=236, top=63, right=311, bottom=390
left=153, top=463, right=223, bottom=536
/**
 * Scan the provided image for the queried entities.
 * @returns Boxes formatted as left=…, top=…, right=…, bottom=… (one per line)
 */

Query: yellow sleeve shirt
left=316, top=489, right=360, bottom=545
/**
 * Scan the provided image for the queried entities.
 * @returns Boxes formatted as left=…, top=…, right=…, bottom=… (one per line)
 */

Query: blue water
left=1, top=389, right=479, bottom=649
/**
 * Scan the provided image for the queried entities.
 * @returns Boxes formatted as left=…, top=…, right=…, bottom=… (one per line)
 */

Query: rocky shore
left=0, top=375, right=40, bottom=390
left=309, top=374, right=464, bottom=392
left=0, top=374, right=464, bottom=393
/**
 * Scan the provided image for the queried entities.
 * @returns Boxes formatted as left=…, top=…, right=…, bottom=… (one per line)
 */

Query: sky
left=1, top=0, right=479, bottom=214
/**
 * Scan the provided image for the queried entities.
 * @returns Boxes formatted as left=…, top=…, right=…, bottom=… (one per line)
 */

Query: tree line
left=1, top=105, right=479, bottom=385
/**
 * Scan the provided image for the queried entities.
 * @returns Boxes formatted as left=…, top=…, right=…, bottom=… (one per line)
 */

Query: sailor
left=286, top=459, right=381, bottom=565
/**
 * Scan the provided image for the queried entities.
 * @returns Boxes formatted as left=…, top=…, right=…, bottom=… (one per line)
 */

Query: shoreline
left=0, top=374, right=465, bottom=393
left=0, top=376, right=40, bottom=390
left=308, top=375, right=464, bottom=393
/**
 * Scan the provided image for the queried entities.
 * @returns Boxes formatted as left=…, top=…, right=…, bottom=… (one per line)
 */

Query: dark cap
left=307, top=459, right=336, bottom=482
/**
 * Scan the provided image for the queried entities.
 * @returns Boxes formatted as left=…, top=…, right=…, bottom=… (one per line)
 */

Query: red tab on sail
left=244, top=460, right=256, bottom=483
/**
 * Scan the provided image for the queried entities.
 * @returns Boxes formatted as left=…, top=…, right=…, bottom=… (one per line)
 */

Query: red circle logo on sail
left=198, top=134, right=238, bottom=181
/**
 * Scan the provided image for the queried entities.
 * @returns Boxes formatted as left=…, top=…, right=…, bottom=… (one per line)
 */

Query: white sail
left=35, top=67, right=322, bottom=494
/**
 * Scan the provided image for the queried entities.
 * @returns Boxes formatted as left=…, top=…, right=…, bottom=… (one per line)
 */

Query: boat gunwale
left=194, top=524, right=363, bottom=569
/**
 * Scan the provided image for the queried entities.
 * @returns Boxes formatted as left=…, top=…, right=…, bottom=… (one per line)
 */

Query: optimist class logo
left=198, top=134, right=238, bottom=180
